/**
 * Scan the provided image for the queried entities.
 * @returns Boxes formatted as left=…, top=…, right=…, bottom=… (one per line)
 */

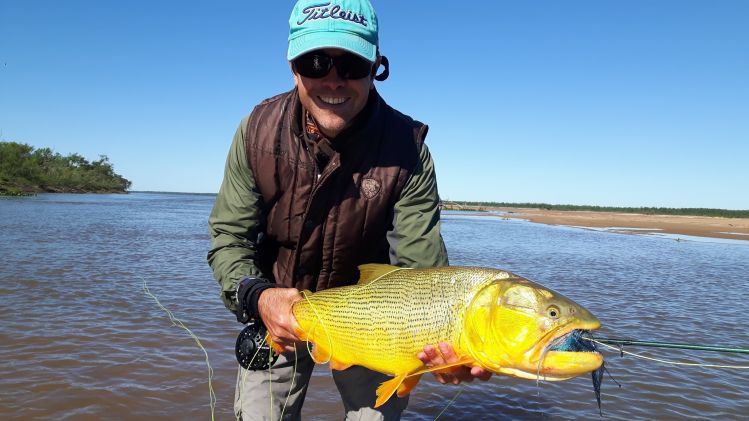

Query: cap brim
left=288, top=31, right=376, bottom=62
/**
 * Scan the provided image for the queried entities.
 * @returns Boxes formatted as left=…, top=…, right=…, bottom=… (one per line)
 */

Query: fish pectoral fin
left=410, top=357, right=476, bottom=376
left=375, top=374, right=407, bottom=408
left=357, top=264, right=408, bottom=285
left=397, top=374, right=422, bottom=397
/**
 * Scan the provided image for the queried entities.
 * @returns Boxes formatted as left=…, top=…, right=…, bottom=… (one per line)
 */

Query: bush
left=0, top=141, right=131, bottom=194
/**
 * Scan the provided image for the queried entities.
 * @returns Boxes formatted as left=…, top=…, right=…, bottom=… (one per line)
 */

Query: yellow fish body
left=282, top=264, right=603, bottom=407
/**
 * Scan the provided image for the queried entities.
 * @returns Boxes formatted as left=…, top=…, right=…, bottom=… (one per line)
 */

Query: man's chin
left=314, top=116, right=350, bottom=139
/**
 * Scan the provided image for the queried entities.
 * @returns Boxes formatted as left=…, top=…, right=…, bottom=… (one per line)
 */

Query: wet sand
left=479, top=208, right=749, bottom=241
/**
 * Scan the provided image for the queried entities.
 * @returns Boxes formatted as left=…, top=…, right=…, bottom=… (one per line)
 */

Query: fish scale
left=292, top=266, right=503, bottom=373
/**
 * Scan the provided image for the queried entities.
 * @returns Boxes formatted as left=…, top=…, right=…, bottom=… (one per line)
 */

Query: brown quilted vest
left=244, top=88, right=427, bottom=292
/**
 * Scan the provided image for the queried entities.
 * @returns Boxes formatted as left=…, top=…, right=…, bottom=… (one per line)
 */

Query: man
left=208, top=0, right=489, bottom=419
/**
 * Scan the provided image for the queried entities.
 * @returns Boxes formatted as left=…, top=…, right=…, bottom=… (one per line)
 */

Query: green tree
left=0, top=141, right=132, bottom=194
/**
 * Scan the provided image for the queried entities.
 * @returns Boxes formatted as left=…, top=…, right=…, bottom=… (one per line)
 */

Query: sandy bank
left=479, top=208, right=749, bottom=241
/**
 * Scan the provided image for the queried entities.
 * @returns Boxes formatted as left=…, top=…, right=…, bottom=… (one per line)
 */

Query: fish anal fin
left=293, top=325, right=309, bottom=342
left=310, top=342, right=332, bottom=364
left=375, top=374, right=407, bottom=408
left=357, top=264, right=407, bottom=285
left=328, top=357, right=352, bottom=371
left=397, top=374, right=422, bottom=397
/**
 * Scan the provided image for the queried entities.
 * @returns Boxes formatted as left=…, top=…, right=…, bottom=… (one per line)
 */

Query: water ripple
left=1, top=197, right=747, bottom=419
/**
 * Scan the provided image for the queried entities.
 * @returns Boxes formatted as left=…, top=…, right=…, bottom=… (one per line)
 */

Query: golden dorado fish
left=274, top=264, right=603, bottom=407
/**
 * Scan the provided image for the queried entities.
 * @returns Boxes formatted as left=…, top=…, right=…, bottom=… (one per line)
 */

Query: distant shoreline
left=7, top=191, right=747, bottom=241
left=441, top=202, right=748, bottom=218
left=448, top=206, right=749, bottom=241
left=0, top=187, right=128, bottom=196
left=0, top=141, right=132, bottom=196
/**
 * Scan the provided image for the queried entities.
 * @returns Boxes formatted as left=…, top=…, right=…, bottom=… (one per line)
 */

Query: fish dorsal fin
left=357, top=264, right=406, bottom=285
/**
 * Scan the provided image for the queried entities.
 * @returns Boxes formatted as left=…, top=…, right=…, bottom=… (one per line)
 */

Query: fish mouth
left=536, top=329, right=603, bottom=380
left=548, top=329, right=598, bottom=352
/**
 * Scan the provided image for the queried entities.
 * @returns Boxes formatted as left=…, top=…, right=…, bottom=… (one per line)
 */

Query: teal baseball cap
left=287, top=0, right=379, bottom=63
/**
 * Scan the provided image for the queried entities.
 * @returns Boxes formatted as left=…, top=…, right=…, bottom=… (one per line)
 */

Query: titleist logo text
left=298, top=2, right=368, bottom=27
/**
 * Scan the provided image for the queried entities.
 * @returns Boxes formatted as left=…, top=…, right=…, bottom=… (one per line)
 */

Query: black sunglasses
left=293, top=51, right=374, bottom=80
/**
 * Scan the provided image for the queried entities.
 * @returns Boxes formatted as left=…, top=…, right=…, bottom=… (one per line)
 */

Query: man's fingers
left=282, top=343, right=297, bottom=353
left=438, top=342, right=458, bottom=362
left=419, top=342, right=492, bottom=385
left=256, top=288, right=307, bottom=354
left=470, top=366, right=492, bottom=381
left=422, top=345, right=441, bottom=365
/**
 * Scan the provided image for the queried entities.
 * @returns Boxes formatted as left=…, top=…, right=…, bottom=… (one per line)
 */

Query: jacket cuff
left=236, top=276, right=278, bottom=323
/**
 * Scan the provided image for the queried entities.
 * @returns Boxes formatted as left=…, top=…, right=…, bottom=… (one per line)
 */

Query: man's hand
left=417, top=342, right=492, bottom=385
left=257, top=287, right=304, bottom=353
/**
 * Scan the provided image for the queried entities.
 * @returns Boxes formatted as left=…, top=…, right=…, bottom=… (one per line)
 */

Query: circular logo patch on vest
left=360, top=177, right=381, bottom=199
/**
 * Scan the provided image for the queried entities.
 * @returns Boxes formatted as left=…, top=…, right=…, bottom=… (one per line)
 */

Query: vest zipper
left=291, top=137, right=340, bottom=286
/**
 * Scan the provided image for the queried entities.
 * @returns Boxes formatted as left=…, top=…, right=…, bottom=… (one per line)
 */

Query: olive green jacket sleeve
left=207, top=116, right=263, bottom=312
left=387, top=142, right=449, bottom=268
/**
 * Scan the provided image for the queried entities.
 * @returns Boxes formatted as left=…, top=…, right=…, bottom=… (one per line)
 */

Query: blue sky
left=2, top=1, right=747, bottom=209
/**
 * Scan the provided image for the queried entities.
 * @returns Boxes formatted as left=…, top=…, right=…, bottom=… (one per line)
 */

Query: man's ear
left=373, top=55, right=389, bottom=82
left=370, top=55, right=382, bottom=79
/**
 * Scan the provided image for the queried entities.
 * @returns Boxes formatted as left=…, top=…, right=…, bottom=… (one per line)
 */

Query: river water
left=1, top=192, right=747, bottom=420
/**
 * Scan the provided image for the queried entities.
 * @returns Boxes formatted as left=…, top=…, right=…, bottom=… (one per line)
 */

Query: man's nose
left=319, top=65, right=345, bottom=88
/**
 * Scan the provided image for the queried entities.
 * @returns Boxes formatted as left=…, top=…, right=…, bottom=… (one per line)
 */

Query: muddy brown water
left=1, top=193, right=747, bottom=420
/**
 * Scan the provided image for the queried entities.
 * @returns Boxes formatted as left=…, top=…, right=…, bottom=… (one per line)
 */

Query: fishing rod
left=591, top=337, right=749, bottom=355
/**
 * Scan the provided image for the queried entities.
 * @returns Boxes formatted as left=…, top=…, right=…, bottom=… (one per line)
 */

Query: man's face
left=292, top=48, right=379, bottom=139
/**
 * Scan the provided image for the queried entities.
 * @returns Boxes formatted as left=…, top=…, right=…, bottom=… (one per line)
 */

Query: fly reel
left=235, top=319, right=279, bottom=370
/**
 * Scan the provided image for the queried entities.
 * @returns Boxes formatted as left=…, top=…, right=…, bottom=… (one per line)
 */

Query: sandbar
left=477, top=208, right=749, bottom=241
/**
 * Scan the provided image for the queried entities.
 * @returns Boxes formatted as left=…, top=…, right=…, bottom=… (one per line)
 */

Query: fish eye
left=547, top=305, right=561, bottom=319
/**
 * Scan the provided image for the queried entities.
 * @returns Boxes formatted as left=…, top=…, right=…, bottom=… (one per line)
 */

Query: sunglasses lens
left=335, top=54, right=372, bottom=80
left=294, top=53, right=332, bottom=78
left=294, top=52, right=372, bottom=80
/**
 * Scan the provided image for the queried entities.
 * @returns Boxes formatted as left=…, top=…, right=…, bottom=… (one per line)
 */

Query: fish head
left=462, top=276, right=603, bottom=381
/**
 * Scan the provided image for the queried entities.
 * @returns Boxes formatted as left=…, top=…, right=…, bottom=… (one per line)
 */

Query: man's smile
left=318, top=96, right=349, bottom=105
